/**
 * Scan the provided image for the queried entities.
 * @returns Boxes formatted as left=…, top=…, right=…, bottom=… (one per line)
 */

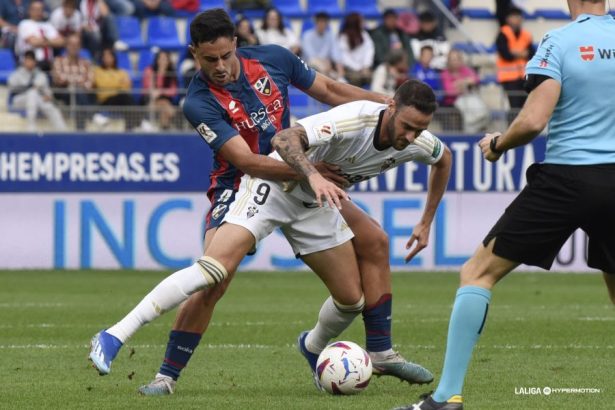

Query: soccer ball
left=316, top=341, right=372, bottom=395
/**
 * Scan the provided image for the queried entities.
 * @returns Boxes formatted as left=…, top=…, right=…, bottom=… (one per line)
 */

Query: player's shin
left=305, top=295, right=365, bottom=354
left=433, top=285, right=491, bottom=402
left=362, top=293, right=393, bottom=356
left=106, top=256, right=228, bottom=343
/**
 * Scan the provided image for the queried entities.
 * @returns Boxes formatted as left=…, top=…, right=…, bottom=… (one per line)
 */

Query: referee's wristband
left=490, top=135, right=504, bottom=155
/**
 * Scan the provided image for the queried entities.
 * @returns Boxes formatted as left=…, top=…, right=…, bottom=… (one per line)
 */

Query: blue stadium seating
left=0, top=49, right=16, bottom=84
left=307, top=0, right=343, bottom=18
left=116, top=51, right=132, bottom=72
left=138, top=49, right=155, bottom=72
left=273, top=0, right=305, bottom=18
left=116, top=16, right=146, bottom=50
left=301, top=18, right=314, bottom=34
left=147, top=17, right=183, bottom=50
left=461, top=8, right=494, bottom=19
left=533, top=9, right=570, bottom=20
left=345, top=0, right=381, bottom=19
left=199, top=0, right=226, bottom=12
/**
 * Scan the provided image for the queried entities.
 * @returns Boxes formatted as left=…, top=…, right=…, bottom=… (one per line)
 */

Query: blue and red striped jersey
left=183, top=44, right=316, bottom=196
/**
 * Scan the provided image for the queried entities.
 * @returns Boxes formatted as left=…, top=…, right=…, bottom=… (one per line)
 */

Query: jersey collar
left=372, top=109, right=388, bottom=151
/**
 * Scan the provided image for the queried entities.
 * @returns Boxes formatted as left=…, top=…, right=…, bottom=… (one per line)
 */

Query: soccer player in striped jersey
left=89, top=80, right=451, bottom=392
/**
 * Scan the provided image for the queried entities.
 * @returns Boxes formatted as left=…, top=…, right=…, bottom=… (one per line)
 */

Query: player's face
left=386, top=105, right=432, bottom=151
left=191, top=36, right=239, bottom=87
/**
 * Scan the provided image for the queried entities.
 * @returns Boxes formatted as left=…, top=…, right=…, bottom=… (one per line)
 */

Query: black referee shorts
left=483, top=163, right=615, bottom=272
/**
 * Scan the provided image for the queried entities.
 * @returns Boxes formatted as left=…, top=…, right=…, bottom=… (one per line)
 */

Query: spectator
left=496, top=7, right=534, bottom=112
left=410, top=45, right=442, bottom=98
left=93, top=48, right=140, bottom=130
left=0, top=0, right=30, bottom=50
left=8, top=50, right=67, bottom=131
left=370, top=49, right=408, bottom=97
left=171, top=0, right=198, bottom=14
left=235, top=16, right=258, bottom=47
left=301, top=11, right=342, bottom=79
left=132, top=0, right=175, bottom=19
left=337, top=12, right=374, bottom=87
left=441, top=49, right=487, bottom=131
left=52, top=33, right=95, bottom=130
left=370, top=9, right=414, bottom=69
left=80, top=0, right=125, bottom=58
left=142, top=50, right=178, bottom=130
left=178, top=49, right=199, bottom=101
left=50, top=0, right=82, bottom=37
left=256, top=7, right=299, bottom=55
left=15, top=0, right=65, bottom=71
left=410, top=10, right=450, bottom=70
left=106, top=0, right=135, bottom=16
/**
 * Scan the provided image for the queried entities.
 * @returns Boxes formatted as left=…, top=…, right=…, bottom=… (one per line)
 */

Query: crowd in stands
left=0, top=0, right=532, bottom=133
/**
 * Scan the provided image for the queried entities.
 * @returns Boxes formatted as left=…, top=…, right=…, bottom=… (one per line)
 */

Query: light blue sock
left=433, top=285, right=491, bottom=402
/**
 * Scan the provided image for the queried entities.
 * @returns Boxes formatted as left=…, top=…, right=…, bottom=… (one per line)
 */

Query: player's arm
left=406, top=139, right=452, bottom=263
left=305, top=72, right=389, bottom=106
left=479, top=78, right=560, bottom=162
left=272, top=125, right=349, bottom=209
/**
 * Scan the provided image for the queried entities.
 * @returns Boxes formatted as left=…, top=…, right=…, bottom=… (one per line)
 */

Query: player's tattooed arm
left=272, top=126, right=318, bottom=180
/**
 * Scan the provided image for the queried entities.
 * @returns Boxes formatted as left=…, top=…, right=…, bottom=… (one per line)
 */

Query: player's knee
left=196, top=256, right=229, bottom=286
left=333, top=294, right=365, bottom=313
left=205, top=277, right=233, bottom=302
left=356, top=227, right=389, bottom=264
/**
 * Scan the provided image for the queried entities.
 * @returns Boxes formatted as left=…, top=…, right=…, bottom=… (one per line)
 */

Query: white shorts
left=223, top=175, right=354, bottom=256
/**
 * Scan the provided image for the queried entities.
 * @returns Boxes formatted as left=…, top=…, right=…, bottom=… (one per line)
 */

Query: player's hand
left=479, top=132, right=503, bottom=162
left=404, top=221, right=431, bottom=263
left=314, top=162, right=349, bottom=188
left=308, top=173, right=349, bottom=209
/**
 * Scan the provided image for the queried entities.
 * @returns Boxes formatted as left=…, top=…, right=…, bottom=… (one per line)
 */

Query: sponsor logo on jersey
left=579, top=46, right=594, bottom=61
left=247, top=205, right=259, bottom=219
left=254, top=76, right=272, bottom=96
left=211, top=204, right=227, bottom=220
left=314, top=122, right=335, bottom=142
left=380, top=157, right=396, bottom=173
left=432, top=140, right=442, bottom=159
left=196, top=123, right=217, bottom=143
left=234, top=99, right=283, bottom=132
left=219, top=189, right=233, bottom=203
left=228, top=100, right=239, bottom=114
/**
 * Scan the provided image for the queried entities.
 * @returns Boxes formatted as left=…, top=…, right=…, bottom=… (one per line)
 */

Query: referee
left=397, top=1, right=615, bottom=409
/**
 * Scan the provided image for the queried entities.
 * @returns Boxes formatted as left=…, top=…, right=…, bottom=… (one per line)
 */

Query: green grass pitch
left=0, top=270, right=612, bottom=409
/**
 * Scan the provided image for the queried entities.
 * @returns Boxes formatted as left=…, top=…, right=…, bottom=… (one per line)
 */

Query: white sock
left=107, top=257, right=227, bottom=342
left=368, top=348, right=395, bottom=360
left=305, top=295, right=365, bottom=354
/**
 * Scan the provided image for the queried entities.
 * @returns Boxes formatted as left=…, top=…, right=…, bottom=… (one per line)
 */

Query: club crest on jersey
left=380, top=157, right=396, bottom=173
left=254, top=76, right=272, bottom=96
left=247, top=205, right=259, bottom=219
left=579, top=46, right=594, bottom=61
left=211, top=204, right=227, bottom=220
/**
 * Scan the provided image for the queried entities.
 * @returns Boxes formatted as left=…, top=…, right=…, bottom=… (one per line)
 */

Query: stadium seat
left=138, top=49, right=155, bottom=72
left=115, top=51, right=132, bottom=72
left=0, top=49, right=16, bottom=84
left=461, top=8, right=495, bottom=19
left=199, top=0, right=226, bottom=12
left=147, top=17, right=183, bottom=50
left=301, top=18, right=314, bottom=34
left=272, top=0, right=305, bottom=18
left=307, top=0, right=343, bottom=18
left=116, top=16, right=146, bottom=50
left=533, top=9, right=570, bottom=19
left=345, top=0, right=380, bottom=19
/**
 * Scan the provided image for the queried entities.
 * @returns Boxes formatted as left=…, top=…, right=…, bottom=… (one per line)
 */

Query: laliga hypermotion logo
left=579, top=46, right=594, bottom=61
left=254, top=76, right=272, bottom=96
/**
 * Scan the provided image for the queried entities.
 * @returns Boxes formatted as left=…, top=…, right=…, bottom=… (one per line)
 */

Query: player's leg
left=298, top=241, right=365, bottom=389
left=89, top=222, right=255, bottom=375
left=341, top=200, right=432, bottom=383
left=603, top=274, right=615, bottom=305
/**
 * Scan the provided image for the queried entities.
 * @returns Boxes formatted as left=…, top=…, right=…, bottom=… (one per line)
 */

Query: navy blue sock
left=159, top=330, right=202, bottom=380
left=362, top=294, right=393, bottom=352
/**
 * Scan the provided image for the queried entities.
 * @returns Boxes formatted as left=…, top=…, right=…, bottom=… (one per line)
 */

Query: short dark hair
left=23, top=50, right=36, bottom=60
left=314, top=11, right=330, bottom=20
left=420, top=45, right=434, bottom=54
left=383, top=8, right=397, bottom=18
left=190, top=8, right=235, bottom=46
left=507, top=7, right=523, bottom=17
left=394, top=80, right=437, bottom=114
left=386, top=49, right=406, bottom=66
left=418, top=11, right=436, bottom=22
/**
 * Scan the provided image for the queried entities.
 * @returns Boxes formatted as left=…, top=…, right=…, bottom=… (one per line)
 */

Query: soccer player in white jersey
left=89, top=80, right=452, bottom=391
